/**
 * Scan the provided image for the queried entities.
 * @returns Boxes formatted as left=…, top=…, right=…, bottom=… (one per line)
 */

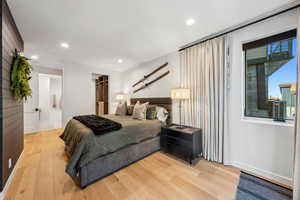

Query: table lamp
left=171, top=88, right=190, bottom=129
left=116, top=93, right=125, bottom=103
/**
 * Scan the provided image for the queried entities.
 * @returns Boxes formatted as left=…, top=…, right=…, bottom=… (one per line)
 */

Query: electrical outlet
left=8, top=158, right=12, bottom=169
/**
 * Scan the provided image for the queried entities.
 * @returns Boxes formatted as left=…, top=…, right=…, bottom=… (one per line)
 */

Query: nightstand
left=161, top=124, right=202, bottom=165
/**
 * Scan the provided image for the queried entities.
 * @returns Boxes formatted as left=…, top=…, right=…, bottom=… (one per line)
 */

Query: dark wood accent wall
left=0, top=0, right=24, bottom=191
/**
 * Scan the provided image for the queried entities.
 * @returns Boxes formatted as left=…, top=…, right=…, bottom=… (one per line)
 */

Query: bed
left=60, top=97, right=172, bottom=188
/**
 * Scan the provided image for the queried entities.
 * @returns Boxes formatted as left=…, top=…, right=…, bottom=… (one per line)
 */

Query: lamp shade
left=171, top=88, right=190, bottom=100
left=116, top=94, right=124, bottom=101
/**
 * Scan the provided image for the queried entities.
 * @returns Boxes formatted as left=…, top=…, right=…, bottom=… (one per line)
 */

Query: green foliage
left=11, top=49, right=32, bottom=101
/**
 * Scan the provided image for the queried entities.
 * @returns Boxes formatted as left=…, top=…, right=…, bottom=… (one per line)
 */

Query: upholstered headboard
left=130, top=97, right=172, bottom=125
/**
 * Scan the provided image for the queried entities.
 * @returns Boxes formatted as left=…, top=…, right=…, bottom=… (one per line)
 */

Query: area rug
left=235, top=172, right=292, bottom=200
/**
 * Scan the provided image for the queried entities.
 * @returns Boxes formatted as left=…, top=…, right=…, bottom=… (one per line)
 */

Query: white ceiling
left=8, top=0, right=294, bottom=72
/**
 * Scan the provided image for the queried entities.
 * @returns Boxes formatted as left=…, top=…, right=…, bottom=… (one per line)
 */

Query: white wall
left=90, top=78, right=96, bottom=115
left=228, top=10, right=298, bottom=185
left=122, top=52, right=180, bottom=123
left=62, top=63, right=122, bottom=126
left=33, top=65, right=63, bottom=76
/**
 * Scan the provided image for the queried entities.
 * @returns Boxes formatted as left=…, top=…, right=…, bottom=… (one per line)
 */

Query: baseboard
left=232, top=161, right=293, bottom=186
left=0, top=150, right=24, bottom=200
left=25, top=127, right=62, bottom=134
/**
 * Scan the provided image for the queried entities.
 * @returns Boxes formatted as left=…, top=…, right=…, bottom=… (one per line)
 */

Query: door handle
left=34, top=108, right=41, bottom=120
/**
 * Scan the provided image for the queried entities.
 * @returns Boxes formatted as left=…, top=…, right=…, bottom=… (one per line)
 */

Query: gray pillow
left=146, top=105, right=157, bottom=120
left=115, top=102, right=127, bottom=116
left=132, top=101, right=149, bottom=120
left=127, top=105, right=134, bottom=115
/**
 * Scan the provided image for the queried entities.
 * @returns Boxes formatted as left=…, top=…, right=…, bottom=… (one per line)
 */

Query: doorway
left=92, top=74, right=109, bottom=115
left=24, top=72, right=63, bottom=133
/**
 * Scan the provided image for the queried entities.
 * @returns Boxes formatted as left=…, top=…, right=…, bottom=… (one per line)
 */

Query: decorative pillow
left=127, top=105, right=134, bottom=115
left=132, top=101, right=149, bottom=120
left=156, top=106, right=169, bottom=123
left=115, top=102, right=127, bottom=116
left=146, top=105, right=157, bottom=120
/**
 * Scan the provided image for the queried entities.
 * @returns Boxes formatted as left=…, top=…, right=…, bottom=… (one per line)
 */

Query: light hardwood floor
left=5, top=129, right=240, bottom=200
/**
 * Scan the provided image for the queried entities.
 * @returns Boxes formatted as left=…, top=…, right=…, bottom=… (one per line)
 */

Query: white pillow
left=132, top=101, right=149, bottom=120
left=156, top=106, right=168, bottom=122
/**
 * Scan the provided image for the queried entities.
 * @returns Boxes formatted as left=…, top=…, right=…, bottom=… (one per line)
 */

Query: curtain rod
left=179, top=2, right=300, bottom=52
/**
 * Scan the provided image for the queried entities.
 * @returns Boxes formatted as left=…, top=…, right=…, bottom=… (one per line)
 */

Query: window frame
left=241, top=28, right=297, bottom=123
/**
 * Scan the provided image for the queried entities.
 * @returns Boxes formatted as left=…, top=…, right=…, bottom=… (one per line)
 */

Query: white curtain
left=180, top=36, right=230, bottom=163
left=293, top=7, right=300, bottom=200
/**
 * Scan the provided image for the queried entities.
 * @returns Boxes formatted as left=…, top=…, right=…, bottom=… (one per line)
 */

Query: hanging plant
left=10, top=49, right=32, bottom=101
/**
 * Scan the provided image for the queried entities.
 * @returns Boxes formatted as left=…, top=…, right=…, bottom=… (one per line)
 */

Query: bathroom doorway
left=24, top=71, right=63, bottom=133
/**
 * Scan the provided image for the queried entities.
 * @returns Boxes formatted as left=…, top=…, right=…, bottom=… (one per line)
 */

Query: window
left=244, top=30, right=297, bottom=120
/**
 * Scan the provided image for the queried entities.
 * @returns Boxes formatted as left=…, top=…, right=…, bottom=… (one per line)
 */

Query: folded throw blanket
left=73, top=115, right=122, bottom=135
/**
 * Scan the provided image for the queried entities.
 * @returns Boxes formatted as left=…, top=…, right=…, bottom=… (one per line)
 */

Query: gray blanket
left=60, top=115, right=161, bottom=178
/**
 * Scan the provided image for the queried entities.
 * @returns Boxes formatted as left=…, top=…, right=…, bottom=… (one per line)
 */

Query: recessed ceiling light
left=31, top=55, right=39, bottom=60
left=60, top=42, right=69, bottom=48
left=186, top=18, right=195, bottom=26
left=118, top=59, right=123, bottom=63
